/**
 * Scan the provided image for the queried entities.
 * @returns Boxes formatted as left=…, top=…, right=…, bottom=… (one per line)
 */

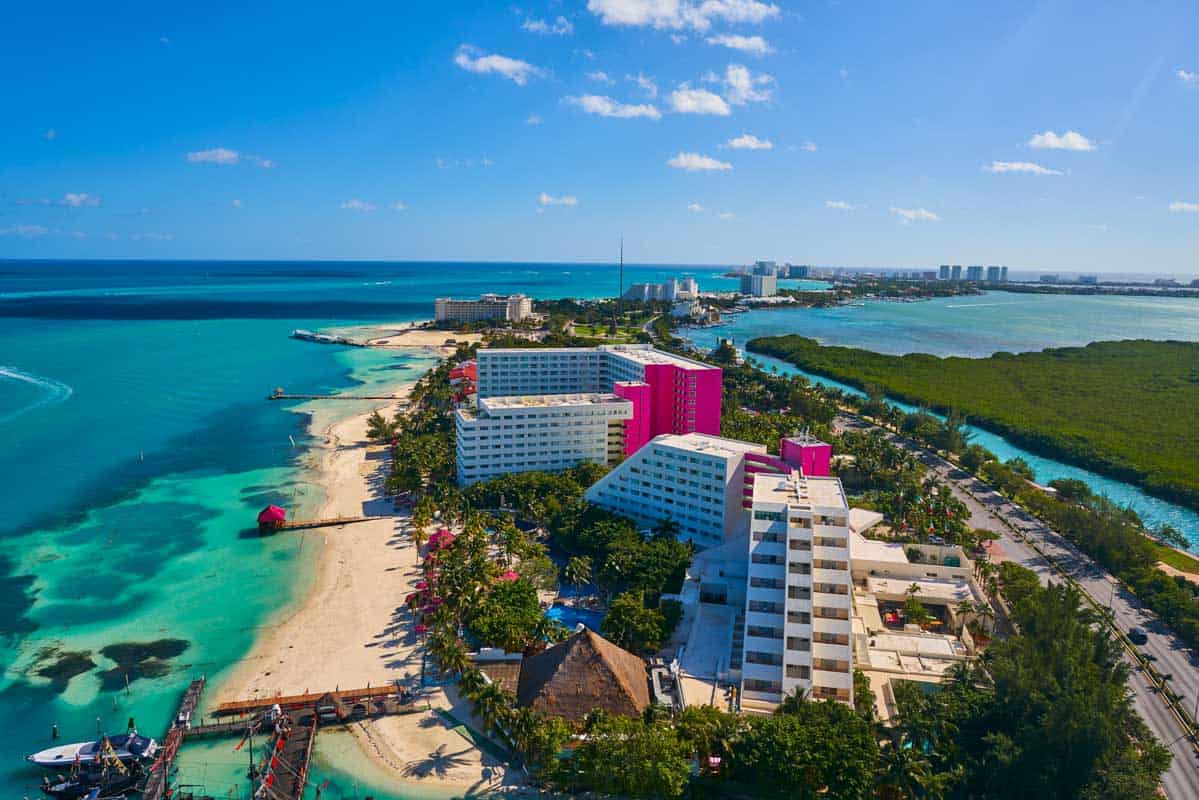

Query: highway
left=836, top=415, right=1199, bottom=799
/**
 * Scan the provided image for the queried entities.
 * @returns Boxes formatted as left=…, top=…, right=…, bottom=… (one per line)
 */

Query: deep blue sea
left=1, top=261, right=1197, bottom=798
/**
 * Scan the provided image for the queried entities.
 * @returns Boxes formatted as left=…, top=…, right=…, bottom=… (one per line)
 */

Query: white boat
left=26, top=733, right=157, bottom=770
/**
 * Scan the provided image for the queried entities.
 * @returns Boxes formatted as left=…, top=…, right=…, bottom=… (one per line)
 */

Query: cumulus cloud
left=1177, top=69, right=1198, bottom=85
left=539, top=192, right=579, bottom=206
left=61, top=193, right=101, bottom=207
left=1027, top=130, right=1096, bottom=151
left=0, top=224, right=49, bottom=238
left=131, top=232, right=174, bottom=241
left=454, top=45, right=541, bottom=85
left=706, top=34, right=771, bottom=54
left=798, top=141, right=817, bottom=152
left=44, top=128, right=57, bottom=141
left=523, top=16, right=573, bottom=35
left=1169, top=201, right=1199, bottom=213
left=688, top=202, right=704, bottom=212
left=890, top=206, right=940, bottom=222
left=391, top=202, right=408, bottom=211
left=628, top=72, right=658, bottom=98
left=586, top=70, right=615, bottom=84
left=670, top=86, right=731, bottom=115
left=727, top=133, right=772, bottom=150
left=723, top=63, right=773, bottom=105
left=586, top=0, right=779, bottom=32
left=718, top=212, right=735, bottom=219
left=187, top=147, right=241, bottom=165
left=341, top=199, right=376, bottom=212
left=186, top=148, right=272, bottom=167
left=984, top=161, right=1062, bottom=176
left=824, top=200, right=855, bottom=210
left=231, top=199, right=242, bottom=208
left=567, top=94, right=662, bottom=119
left=668, top=152, right=733, bottom=171
left=526, top=115, right=543, bottom=125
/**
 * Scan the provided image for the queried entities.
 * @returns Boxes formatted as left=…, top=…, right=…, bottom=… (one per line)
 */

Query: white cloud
left=688, top=202, right=704, bottom=212
left=255, top=157, right=274, bottom=168
left=526, top=114, right=543, bottom=125
left=482, top=157, right=494, bottom=167
left=578, top=48, right=597, bottom=60
left=628, top=72, right=658, bottom=98
left=586, top=70, right=616, bottom=84
left=187, top=147, right=241, bottom=165
left=706, top=34, right=771, bottom=55
left=824, top=200, right=855, bottom=210
left=718, top=211, right=735, bottom=220
left=0, top=224, right=49, bottom=238
left=890, top=206, right=940, bottom=222
left=983, top=160, right=1062, bottom=176
left=1027, top=130, right=1096, bottom=151
left=454, top=45, right=541, bottom=85
left=391, top=202, right=408, bottom=211
left=1177, top=69, right=1199, bottom=85
left=159, top=36, right=171, bottom=45
left=669, top=86, right=731, bottom=115
left=567, top=94, right=662, bottom=119
left=130, top=232, right=173, bottom=241
left=838, top=67, right=849, bottom=79
left=1169, top=201, right=1199, bottom=213
left=723, top=63, right=773, bottom=105
left=60, top=193, right=101, bottom=208
left=668, top=152, right=733, bottom=171
left=798, top=141, right=817, bottom=152
left=231, top=199, right=242, bottom=208
left=539, top=192, right=579, bottom=206
left=523, top=16, right=573, bottom=35
left=341, top=199, right=377, bottom=212
left=727, top=133, right=772, bottom=150
left=43, top=128, right=56, bottom=141
left=586, top=0, right=779, bottom=32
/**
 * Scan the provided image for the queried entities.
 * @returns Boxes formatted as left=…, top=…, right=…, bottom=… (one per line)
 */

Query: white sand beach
left=215, top=331, right=517, bottom=795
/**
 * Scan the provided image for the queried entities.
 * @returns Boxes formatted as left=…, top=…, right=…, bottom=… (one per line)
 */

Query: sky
left=1, top=0, right=1198, bottom=273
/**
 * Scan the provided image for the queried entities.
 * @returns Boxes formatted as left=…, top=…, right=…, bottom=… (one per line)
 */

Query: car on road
left=1129, top=626, right=1149, bottom=645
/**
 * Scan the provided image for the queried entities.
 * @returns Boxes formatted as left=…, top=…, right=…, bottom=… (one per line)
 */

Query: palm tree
left=774, top=687, right=808, bottom=715
left=563, top=556, right=592, bottom=590
left=876, top=734, right=942, bottom=800
left=954, top=599, right=976, bottom=634
left=473, top=682, right=515, bottom=736
left=457, top=668, right=486, bottom=701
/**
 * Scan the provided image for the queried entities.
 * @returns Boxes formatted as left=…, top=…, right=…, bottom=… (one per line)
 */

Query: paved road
left=836, top=416, right=1199, bottom=799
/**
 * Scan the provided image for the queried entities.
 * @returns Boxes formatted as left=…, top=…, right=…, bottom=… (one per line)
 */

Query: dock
left=274, top=516, right=379, bottom=531
left=256, top=716, right=317, bottom=800
left=142, top=677, right=206, bottom=800
left=214, top=685, right=414, bottom=718
left=268, top=393, right=407, bottom=401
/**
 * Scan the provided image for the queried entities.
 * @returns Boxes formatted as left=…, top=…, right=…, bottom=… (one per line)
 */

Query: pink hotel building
left=475, top=344, right=722, bottom=453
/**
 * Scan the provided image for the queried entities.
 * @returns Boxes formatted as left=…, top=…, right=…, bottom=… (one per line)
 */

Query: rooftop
left=752, top=470, right=848, bottom=512
left=654, top=432, right=767, bottom=459
left=478, top=392, right=629, bottom=411
left=598, top=344, right=717, bottom=371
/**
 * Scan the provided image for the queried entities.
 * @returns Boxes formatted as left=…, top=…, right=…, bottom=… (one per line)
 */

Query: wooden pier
left=255, top=716, right=317, bottom=800
left=268, top=392, right=409, bottom=401
left=142, top=677, right=206, bottom=800
left=273, top=516, right=379, bottom=532
left=214, top=685, right=413, bottom=718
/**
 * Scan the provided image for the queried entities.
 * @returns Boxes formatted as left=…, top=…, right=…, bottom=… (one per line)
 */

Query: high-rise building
left=741, top=470, right=853, bottom=709
left=434, top=294, right=532, bottom=323
left=1040, top=274, right=1060, bottom=283
left=475, top=345, right=722, bottom=454
left=752, top=261, right=779, bottom=276
left=951, top=265, right=962, bottom=280
left=938, top=265, right=951, bottom=280
left=455, top=394, right=632, bottom=485
left=785, top=264, right=810, bottom=279
left=986, top=265, right=1002, bottom=282
left=623, top=278, right=699, bottom=302
left=585, top=433, right=766, bottom=546
left=740, top=274, right=778, bottom=297
left=966, top=265, right=984, bottom=281
left=1000, top=266, right=1008, bottom=282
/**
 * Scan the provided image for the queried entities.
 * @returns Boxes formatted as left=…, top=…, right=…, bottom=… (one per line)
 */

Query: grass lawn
left=1151, top=543, right=1199, bottom=576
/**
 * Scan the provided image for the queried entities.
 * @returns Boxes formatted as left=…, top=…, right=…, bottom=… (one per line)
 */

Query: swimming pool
left=545, top=604, right=605, bottom=630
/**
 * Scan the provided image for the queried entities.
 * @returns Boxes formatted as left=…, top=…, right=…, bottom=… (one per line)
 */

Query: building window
left=745, top=651, right=783, bottom=666
left=814, top=631, right=849, bottom=645
left=754, top=510, right=783, bottom=522
left=786, top=636, right=810, bottom=652
left=787, top=611, right=811, bottom=625
left=785, top=664, right=811, bottom=680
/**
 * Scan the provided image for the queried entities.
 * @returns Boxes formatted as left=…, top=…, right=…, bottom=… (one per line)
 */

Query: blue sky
left=2, top=0, right=1198, bottom=273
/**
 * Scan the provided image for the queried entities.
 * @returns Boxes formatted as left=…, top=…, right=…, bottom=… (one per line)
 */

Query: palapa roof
left=516, top=629, right=650, bottom=724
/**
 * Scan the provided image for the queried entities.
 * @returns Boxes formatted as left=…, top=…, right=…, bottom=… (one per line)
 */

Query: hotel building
left=475, top=344, right=722, bottom=455
left=455, top=393, right=632, bottom=485
left=434, top=294, right=533, bottom=324
left=585, top=433, right=766, bottom=546
left=741, top=470, right=853, bottom=709
left=622, top=277, right=699, bottom=302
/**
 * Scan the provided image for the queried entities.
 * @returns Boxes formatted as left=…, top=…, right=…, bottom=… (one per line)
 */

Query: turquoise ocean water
left=1, top=261, right=1197, bottom=798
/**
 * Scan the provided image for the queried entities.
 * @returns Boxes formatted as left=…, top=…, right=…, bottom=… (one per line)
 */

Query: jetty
left=213, top=685, right=415, bottom=719
left=268, top=391, right=408, bottom=401
left=257, top=505, right=383, bottom=534
left=142, top=677, right=206, bottom=800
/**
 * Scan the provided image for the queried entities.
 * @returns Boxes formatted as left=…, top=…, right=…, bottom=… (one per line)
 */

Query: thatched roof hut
left=516, top=629, right=650, bottom=724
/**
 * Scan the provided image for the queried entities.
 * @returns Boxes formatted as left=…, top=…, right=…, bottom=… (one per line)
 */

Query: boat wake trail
left=0, top=366, right=75, bottom=424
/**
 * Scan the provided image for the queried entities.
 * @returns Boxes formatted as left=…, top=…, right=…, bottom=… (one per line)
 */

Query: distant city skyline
left=2, top=1, right=1198, bottom=272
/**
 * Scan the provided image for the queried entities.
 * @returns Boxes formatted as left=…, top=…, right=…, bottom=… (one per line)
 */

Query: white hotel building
left=455, top=393, right=632, bottom=486
left=741, top=470, right=853, bottom=709
left=585, top=433, right=764, bottom=547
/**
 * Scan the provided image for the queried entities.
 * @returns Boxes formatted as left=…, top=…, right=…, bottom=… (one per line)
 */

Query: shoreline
left=212, top=329, right=510, bottom=796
